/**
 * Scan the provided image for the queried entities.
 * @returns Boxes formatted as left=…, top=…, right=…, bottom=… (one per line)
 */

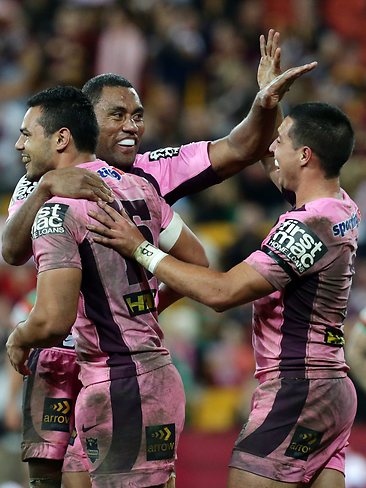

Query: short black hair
left=288, top=102, right=355, bottom=178
left=82, top=73, right=134, bottom=106
left=27, top=86, right=99, bottom=153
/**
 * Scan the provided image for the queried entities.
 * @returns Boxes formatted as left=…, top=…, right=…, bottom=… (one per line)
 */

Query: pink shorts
left=75, top=363, right=185, bottom=488
left=22, top=347, right=84, bottom=471
left=230, top=376, right=357, bottom=483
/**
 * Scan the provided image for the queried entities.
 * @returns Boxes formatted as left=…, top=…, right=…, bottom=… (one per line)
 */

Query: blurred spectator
left=94, top=6, right=148, bottom=91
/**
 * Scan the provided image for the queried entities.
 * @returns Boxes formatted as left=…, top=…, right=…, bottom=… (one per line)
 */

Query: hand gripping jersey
left=31, top=160, right=175, bottom=387
left=244, top=190, right=360, bottom=382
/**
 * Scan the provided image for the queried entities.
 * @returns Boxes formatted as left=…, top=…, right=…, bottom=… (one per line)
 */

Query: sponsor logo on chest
left=32, top=203, right=69, bottom=239
left=267, top=219, right=327, bottom=274
left=149, top=146, right=180, bottom=161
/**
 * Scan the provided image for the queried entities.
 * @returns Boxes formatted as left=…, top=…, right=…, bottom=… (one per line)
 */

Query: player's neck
left=295, top=177, right=341, bottom=208
left=57, top=152, right=97, bottom=169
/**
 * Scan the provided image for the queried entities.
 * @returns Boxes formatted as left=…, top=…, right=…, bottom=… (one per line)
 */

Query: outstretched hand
left=257, top=60, right=317, bottom=110
left=87, top=201, right=145, bottom=257
left=257, top=29, right=282, bottom=89
left=41, top=167, right=115, bottom=203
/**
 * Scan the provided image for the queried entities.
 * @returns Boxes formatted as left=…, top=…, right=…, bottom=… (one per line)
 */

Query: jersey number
left=120, top=199, right=154, bottom=285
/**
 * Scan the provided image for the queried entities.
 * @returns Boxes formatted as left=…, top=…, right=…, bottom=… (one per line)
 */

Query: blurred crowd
left=1, top=0, right=366, bottom=486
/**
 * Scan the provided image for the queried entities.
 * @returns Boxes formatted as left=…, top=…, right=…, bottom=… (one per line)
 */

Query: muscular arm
left=86, top=203, right=274, bottom=312
left=2, top=168, right=113, bottom=265
left=154, top=257, right=274, bottom=312
left=6, top=267, right=81, bottom=374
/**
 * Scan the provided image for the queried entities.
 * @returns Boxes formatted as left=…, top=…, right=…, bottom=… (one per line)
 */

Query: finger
left=97, top=200, right=130, bottom=221
left=81, top=188, right=114, bottom=203
left=90, top=235, right=116, bottom=249
left=88, top=209, right=115, bottom=227
left=271, top=31, right=280, bottom=56
left=85, top=174, right=114, bottom=199
left=86, top=223, right=114, bottom=236
left=266, top=28, right=274, bottom=56
left=259, top=34, right=266, bottom=57
left=273, top=47, right=281, bottom=70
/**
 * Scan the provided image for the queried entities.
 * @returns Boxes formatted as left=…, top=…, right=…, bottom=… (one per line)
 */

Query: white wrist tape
left=133, top=240, right=167, bottom=273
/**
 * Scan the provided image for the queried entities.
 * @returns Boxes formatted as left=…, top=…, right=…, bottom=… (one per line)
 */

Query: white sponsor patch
left=267, top=219, right=327, bottom=274
left=11, top=176, right=37, bottom=203
left=149, top=147, right=180, bottom=161
left=32, top=203, right=69, bottom=239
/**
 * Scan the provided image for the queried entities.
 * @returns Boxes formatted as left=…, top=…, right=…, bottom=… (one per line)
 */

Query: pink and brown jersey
left=245, top=190, right=360, bottom=382
left=31, top=160, right=174, bottom=387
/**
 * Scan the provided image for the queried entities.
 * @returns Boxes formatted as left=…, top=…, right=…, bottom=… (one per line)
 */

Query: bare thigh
left=305, top=468, right=345, bottom=488
left=227, top=466, right=345, bottom=488
left=62, top=470, right=91, bottom=488
left=228, top=467, right=300, bottom=488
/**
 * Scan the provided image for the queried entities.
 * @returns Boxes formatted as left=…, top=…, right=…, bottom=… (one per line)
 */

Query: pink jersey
left=8, top=141, right=219, bottom=214
left=31, top=160, right=174, bottom=387
left=132, top=141, right=220, bottom=204
left=245, top=190, right=360, bottom=382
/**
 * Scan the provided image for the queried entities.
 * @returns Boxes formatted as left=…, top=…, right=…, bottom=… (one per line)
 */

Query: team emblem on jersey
left=146, top=424, right=175, bottom=461
left=41, top=397, right=72, bottom=432
left=266, top=219, right=327, bottom=274
left=148, top=146, right=180, bottom=161
left=86, top=438, right=100, bottom=463
left=332, top=211, right=360, bottom=237
left=10, top=175, right=37, bottom=203
left=285, top=425, right=323, bottom=460
left=324, top=327, right=345, bottom=347
left=32, top=203, right=69, bottom=239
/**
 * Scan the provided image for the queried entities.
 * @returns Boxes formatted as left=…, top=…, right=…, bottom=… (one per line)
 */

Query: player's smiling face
left=15, top=106, right=55, bottom=182
left=270, top=116, right=302, bottom=191
left=93, top=86, right=145, bottom=170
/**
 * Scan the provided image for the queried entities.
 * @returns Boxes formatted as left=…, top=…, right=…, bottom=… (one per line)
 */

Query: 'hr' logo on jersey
left=267, top=219, right=327, bottom=274
left=32, top=203, right=69, bottom=239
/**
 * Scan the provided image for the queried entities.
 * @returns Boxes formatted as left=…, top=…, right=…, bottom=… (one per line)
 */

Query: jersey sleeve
left=133, top=141, right=222, bottom=204
left=245, top=215, right=331, bottom=288
left=32, top=199, right=86, bottom=273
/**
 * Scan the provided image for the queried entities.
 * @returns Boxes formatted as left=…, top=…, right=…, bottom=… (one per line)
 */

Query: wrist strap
left=133, top=240, right=167, bottom=273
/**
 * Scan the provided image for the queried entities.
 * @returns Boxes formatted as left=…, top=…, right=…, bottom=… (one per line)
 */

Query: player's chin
left=112, top=155, right=136, bottom=171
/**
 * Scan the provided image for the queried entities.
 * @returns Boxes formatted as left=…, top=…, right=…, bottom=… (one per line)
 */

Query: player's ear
left=55, top=127, right=71, bottom=152
left=300, top=146, right=312, bottom=166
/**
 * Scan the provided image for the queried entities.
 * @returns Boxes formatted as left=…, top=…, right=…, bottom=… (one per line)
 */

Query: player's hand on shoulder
left=39, top=167, right=114, bottom=203
left=87, top=200, right=145, bottom=257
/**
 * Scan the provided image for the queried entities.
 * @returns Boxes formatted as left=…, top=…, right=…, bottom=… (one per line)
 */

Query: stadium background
left=0, top=0, right=366, bottom=486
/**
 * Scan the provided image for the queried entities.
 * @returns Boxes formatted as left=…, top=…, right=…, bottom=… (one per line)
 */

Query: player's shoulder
left=134, top=141, right=209, bottom=165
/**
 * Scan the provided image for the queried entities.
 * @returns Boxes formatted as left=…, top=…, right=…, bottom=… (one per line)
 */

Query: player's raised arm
left=208, top=30, right=316, bottom=179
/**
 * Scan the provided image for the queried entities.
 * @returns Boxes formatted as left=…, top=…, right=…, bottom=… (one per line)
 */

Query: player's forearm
left=210, top=99, right=277, bottom=179
left=134, top=242, right=228, bottom=311
left=8, top=317, right=69, bottom=349
left=2, top=182, right=51, bottom=265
